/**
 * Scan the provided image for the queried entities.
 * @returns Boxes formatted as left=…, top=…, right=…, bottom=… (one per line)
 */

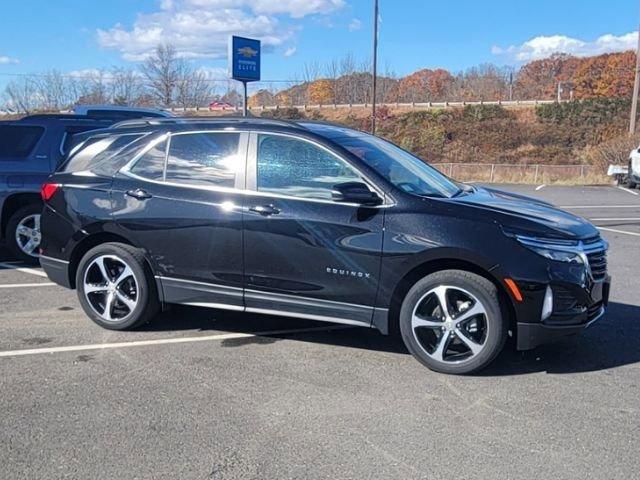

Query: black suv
left=39, top=118, right=610, bottom=374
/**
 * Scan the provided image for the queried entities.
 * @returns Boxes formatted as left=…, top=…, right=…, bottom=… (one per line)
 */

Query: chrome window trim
left=119, top=128, right=393, bottom=208
left=247, top=130, right=391, bottom=207
left=122, top=129, right=248, bottom=192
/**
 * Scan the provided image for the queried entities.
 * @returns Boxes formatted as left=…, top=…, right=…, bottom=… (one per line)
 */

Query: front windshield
left=333, top=134, right=462, bottom=198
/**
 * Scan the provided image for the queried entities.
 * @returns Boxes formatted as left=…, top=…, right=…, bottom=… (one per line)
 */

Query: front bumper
left=516, top=276, right=610, bottom=350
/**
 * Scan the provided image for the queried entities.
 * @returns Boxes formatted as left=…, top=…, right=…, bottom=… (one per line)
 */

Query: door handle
left=249, top=204, right=281, bottom=216
left=126, top=189, right=153, bottom=200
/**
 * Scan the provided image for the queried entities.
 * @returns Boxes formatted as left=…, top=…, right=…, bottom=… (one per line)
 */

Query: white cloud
left=98, top=0, right=345, bottom=61
left=284, top=46, right=297, bottom=57
left=492, top=31, right=638, bottom=62
left=348, top=18, right=362, bottom=32
left=0, top=55, right=19, bottom=65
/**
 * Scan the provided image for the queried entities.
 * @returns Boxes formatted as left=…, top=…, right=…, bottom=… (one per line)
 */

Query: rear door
left=112, top=130, right=248, bottom=308
left=242, top=131, right=385, bottom=326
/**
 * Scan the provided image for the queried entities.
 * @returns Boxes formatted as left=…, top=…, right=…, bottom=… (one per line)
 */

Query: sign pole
left=630, top=24, right=640, bottom=136
left=242, top=81, right=248, bottom=117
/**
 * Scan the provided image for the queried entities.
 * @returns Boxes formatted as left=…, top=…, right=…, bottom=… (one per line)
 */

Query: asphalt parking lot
left=1, top=184, right=639, bottom=480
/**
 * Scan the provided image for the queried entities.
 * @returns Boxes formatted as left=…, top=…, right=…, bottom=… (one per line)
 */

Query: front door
left=112, top=130, right=248, bottom=308
left=242, top=132, right=385, bottom=326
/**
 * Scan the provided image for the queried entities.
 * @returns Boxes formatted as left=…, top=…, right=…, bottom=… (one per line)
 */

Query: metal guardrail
left=164, top=99, right=557, bottom=113
left=432, top=163, right=607, bottom=184
left=0, top=100, right=558, bottom=116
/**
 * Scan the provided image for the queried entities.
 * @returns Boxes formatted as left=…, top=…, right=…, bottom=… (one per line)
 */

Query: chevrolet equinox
left=39, top=118, right=610, bottom=374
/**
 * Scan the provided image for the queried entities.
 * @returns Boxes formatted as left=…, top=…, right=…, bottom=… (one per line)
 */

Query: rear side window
left=165, top=133, right=241, bottom=188
left=62, top=134, right=145, bottom=175
left=0, top=125, right=44, bottom=158
left=130, top=139, right=167, bottom=181
left=60, top=126, right=104, bottom=155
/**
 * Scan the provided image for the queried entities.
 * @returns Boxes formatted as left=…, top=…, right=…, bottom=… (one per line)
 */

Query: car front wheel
left=399, top=270, right=507, bottom=375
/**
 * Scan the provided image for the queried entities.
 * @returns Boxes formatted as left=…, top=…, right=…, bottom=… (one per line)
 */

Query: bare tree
left=141, top=44, right=181, bottom=107
left=3, top=76, right=39, bottom=113
left=110, top=68, right=144, bottom=105
left=175, top=65, right=212, bottom=109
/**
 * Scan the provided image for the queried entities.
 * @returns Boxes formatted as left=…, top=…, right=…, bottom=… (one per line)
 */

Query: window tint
left=0, top=126, right=44, bottom=158
left=165, top=133, right=241, bottom=188
left=61, top=126, right=102, bottom=155
left=63, top=134, right=145, bottom=175
left=129, top=139, right=167, bottom=181
left=257, top=134, right=362, bottom=200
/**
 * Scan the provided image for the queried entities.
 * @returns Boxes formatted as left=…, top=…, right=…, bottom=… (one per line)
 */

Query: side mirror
left=331, top=182, right=382, bottom=206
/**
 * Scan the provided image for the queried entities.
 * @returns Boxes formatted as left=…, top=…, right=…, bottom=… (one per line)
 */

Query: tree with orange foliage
left=307, top=79, right=334, bottom=104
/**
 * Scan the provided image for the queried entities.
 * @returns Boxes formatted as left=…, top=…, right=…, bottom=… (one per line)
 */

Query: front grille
left=587, top=302, right=603, bottom=321
left=583, top=236, right=607, bottom=281
left=553, top=286, right=577, bottom=312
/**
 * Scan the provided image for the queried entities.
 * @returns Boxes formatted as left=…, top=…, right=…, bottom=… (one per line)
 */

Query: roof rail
left=18, top=114, right=113, bottom=123
left=109, top=116, right=306, bottom=130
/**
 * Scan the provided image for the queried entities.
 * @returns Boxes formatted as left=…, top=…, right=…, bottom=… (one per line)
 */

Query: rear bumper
left=39, top=255, right=72, bottom=289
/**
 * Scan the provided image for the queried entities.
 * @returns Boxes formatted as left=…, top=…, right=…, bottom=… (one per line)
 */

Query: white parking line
left=0, top=262, right=48, bottom=278
left=598, top=227, right=640, bottom=237
left=617, top=186, right=639, bottom=196
left=0, top=325, right=354, bottom=358
left=535, top=184, right=546, bottom=191
left=0, top=283, right=56, bottom=289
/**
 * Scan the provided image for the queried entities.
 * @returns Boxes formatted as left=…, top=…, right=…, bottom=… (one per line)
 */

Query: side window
left=63, top=134, right=145, bottom=174
left=256, top=134, right=363, bottom=200
left=129, top=139, right=167, bottom=181
left=165, top=133, right=241, bottom=188
left=0, top=126, right=44, bottom=158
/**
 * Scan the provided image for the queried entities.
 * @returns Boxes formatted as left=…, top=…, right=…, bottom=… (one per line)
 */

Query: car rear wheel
left=76, top=243, right=159, bottom=330
left=399, top=270, right=507, bottom=375
left=6, top=204, right=42, bottom=263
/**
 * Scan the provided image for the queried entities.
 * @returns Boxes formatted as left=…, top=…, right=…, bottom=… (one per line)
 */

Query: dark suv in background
left=39, top=118, right=610, bottom=374
left=0, top=108, right=172, bottom=261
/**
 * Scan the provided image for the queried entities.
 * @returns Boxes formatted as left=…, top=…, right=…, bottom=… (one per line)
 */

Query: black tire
left=6, top=203, right=42, bottom=264
left=75, top=242, right=159, bottom=330
left=399, top=270, right=507, bottom=375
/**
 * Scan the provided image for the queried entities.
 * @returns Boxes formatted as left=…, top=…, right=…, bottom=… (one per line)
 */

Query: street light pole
left=371, top=0, right=379, bottom=134
left=630, top=25, right=640, bottom=135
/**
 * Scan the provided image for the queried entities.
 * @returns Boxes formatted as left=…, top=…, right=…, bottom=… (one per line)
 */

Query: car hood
left=450, top=186, right=599, bottom=239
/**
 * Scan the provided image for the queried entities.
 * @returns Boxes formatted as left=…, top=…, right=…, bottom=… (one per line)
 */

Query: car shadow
left=480, top=301, right=640, bottom=376
left=140, top=301, right=640, bottom=375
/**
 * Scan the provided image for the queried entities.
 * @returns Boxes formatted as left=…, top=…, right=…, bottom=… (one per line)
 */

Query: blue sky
left=0, top=0, right=637, bottom=88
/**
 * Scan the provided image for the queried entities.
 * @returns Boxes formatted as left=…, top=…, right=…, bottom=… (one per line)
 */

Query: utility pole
left=630, top=25, right=640, bottom=135
left=371, top=0, right=379, bottom=135
left=557, top=81, right=563, bottom=103
left=508, top=69, right=514, bottom=102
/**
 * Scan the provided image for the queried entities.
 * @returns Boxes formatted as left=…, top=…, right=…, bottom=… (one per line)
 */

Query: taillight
left=41, top=183, right=59, bottom=201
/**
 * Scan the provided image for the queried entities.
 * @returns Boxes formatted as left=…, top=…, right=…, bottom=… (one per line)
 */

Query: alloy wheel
left=411, top=285, right=489, bottom=363
left=83, top=255, right=139, bottom=322
left=14, top=214, right=41, bottom=258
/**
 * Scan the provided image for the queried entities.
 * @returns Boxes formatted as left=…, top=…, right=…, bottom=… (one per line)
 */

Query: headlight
left=513, top=234, right=585, bottom=264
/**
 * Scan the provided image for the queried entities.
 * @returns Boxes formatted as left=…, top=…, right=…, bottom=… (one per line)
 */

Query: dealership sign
left=228, top=36, right=261, bottom=82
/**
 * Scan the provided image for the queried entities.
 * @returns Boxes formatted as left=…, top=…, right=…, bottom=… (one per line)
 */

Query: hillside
left=249, top=51, right=637, bottom=107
